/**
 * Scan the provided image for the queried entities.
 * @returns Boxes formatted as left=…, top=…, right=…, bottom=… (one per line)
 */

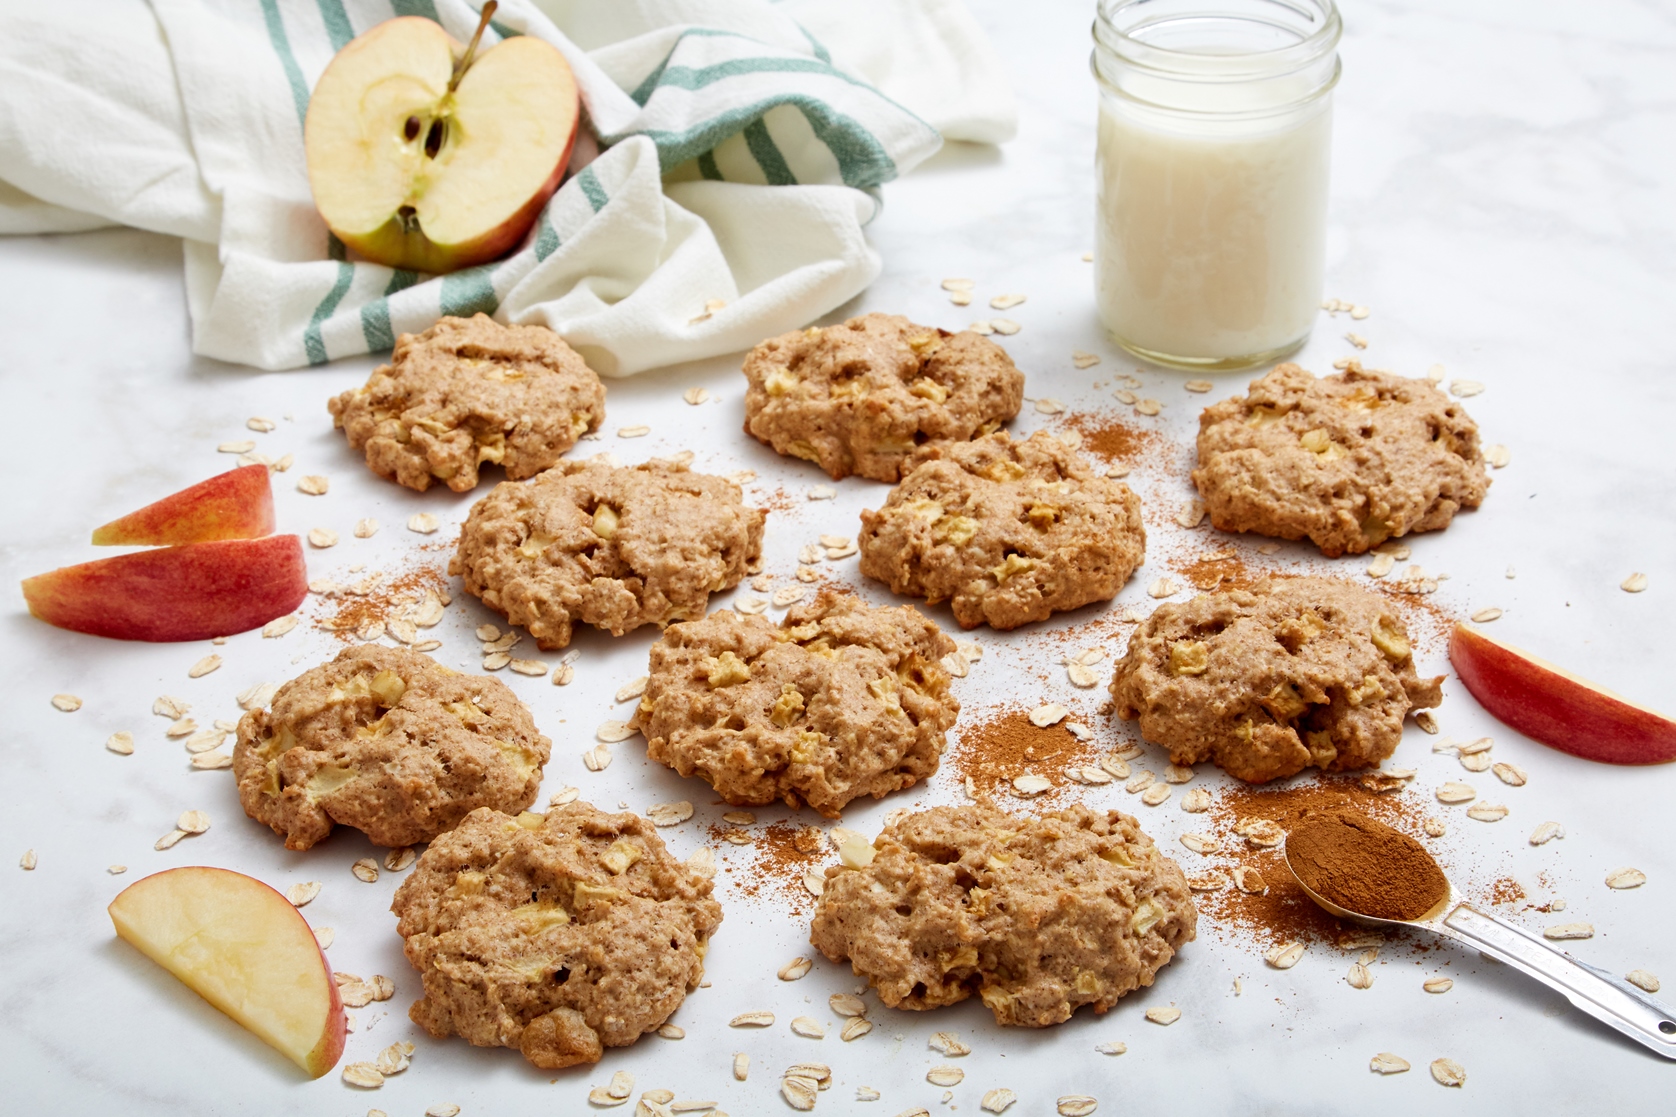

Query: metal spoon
left=1283, top=844, right=1676, bottom=1060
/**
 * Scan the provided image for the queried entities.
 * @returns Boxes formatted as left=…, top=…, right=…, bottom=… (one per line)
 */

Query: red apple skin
left=21, top=535, right=307, bottom=642
left=1449, top=623, right=1676, bottom=764
left=92, top=465, right=275, bottom=546
left=109, top=866, right=345, bottom=1077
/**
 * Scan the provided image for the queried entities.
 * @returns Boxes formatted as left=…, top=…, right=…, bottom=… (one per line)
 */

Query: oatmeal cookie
left=328, top=314, right=606, bottom=493
left=741, top=312, right=1025, bottom=482
left=809, top=802, right=1195, bottom=1027
left=392, top=801, right=721, bottom=1070
left=232, top=645, right=550, bottom=850
left=1109, top=576, right=1442, bottom=783
left=450, top=457, right=765, bottom=649
left=858, top=431, right=1145, bottom=629
left=635, top=591, right=959, bottom=816
left=1192, top=362, right=1489, bottom=556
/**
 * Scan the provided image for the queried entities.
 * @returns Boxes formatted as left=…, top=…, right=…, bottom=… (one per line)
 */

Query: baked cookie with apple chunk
left=809, top=802, right=1195, bottom=1026
left=634, top=591, right=959, bottom=816
left=858, top=430, right=1145, bottom=629
left=328, top=314, right=605, bottom=493
left=1109, top=576, right=1442, bottom=783
left=1192, top=362, right=1489, bottom=556
left=391, top=800, right=721, bottom=1070
left=451, top=456, right=765, bottom=649
left=233, top=644, right=550, bottom=850
left=741, top=312, right=1025, bottom=482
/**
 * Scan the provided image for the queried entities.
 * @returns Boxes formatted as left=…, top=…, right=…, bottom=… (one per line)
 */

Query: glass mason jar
left=1092, top=0, right=1342, bottom=370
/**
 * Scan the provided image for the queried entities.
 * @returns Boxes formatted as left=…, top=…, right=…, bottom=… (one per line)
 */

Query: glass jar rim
left=1094, top=0, right=1342, bottom=81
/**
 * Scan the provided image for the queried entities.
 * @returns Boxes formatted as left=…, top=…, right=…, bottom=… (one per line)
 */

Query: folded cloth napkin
left=0, top=0, right=1015, bottom=374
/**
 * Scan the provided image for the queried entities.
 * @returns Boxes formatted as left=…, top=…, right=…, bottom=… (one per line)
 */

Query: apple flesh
left=92, top=464, right=274, bottom=546
left=1449, top=623, right=1676, bottom=764
left=109, top=866, right=345, bottom=1077
left=22, top=534, right=307, bottom=642
left=304, top=15, right=580, bottom=274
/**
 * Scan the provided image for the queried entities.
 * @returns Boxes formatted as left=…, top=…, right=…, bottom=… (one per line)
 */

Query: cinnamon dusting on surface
left=945, top=708, right=1098, bottom=799
left=311, top=563, right=451, bottom=640
left=1059, top=412, right=1169, bottom=470
left=713, top=820, right=828, bottom=913
left=1489, top=876, right=1527, bottom=906
left=1171, top=547, right=1262, bottom=592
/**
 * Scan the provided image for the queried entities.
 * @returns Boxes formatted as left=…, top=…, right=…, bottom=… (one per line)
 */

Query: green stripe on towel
left=577, top=167, right=609, bottom=213
left=742, top=119, right=796, bottom=185
left=359, top=268, right=420, bottom=352
left=441, top=265, right=499, bottom=318
left=259, top=0, right=311, bottom=130
left=316, top=0, right=354, bottom=50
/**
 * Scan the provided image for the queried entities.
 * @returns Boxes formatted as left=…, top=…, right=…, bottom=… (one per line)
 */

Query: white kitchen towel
left=0, top=0, right=1015, bottom=374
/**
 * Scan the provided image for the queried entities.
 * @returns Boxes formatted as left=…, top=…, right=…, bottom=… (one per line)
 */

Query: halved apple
left=92, top=464, right=274, bottom=546
left=22, top=534, right=307, bottom=641
left=109, top=866, right=345, bottom=1077
left=304, top=6, right=580, bottom=273
left=1449, top=623, right=1676, bottom=764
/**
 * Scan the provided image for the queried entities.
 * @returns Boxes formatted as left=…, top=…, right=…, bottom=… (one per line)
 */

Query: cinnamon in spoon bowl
left=1284, top=808, right=1449, bottom=922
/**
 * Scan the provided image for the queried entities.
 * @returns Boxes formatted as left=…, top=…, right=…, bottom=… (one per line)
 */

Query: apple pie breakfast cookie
left=1109, top=576, right=1442, bottom=783
left=808, top=802, right=1195, bottom=1027
left=1192, top=362, right=1489, bottom=556
left=391, top=801, right=722, bottom=1071
left=328, top=314, right=606, bottom=493
left=858, top=431, right=1145, bottom=629
left=635, top=591, right=959, bottom=816
left=450, top=457, right=765, bottom=648
left=741, top=312, right=1025, bottom=482
left=232, top=645, right=550, bottom=850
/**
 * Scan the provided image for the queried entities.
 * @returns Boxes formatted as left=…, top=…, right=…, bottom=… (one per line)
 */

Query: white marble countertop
left=4, top=1, right=1673, bottom=1113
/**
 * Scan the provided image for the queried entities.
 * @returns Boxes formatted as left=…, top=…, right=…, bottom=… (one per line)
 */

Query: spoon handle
left=1441, top=902, right=1676, bottom=1060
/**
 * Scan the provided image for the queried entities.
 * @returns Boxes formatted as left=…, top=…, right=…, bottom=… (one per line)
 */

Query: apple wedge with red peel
left=22, top=534, right=307, bottom=642
left=92, top=464, right=274, bottom=546
left=1449, top=623, right=1676, bottom=764
left=304, top=9, right=580, bottom=274
left=109, top=866, right=345, bottom=1077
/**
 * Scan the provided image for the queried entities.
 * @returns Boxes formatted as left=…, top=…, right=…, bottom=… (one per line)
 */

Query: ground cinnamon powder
left=1285, top=808, right=1450, bottom=921
left=946, top=708, right=1096, bottom=798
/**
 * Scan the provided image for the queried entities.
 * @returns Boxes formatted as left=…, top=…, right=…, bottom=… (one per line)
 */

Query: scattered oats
left=218, top=440, right=257, bottom=454
left=1346, top=333, right=1368, bottom=349
left=407, top=512, right=440, bottom=534
left=340, top=980, right=377, bottom=1008
left=1423, top=977, right=1454, bottom=994
left=481, top=651, right=511, bottom=671
left=857, top=1086, right=882, bottom=1102
left=730, top=1011, right=774, bottom=1028
left=981, top=1088, right=1018, bottom=1114
left=187, top=654, right=222, bottom=679
left=1065, top=662, right=1100, bottom=688
left=646, top=801, right=694, bottom=828
left=342, top=1062, right=385, bottom=1089
left=108, top=864, right=127, bottom=875
left=840, top=1016, right=874, bottom=1041
left=1423, top=816, right=1447, bottom=837
left=154, top=696, right=190, bottom=720
left=1466, top=803, right=1508, bottom=822
left=1486, top=444, right=1511, bottom=469
left=1072, top=350, right=1101, bottom=369
left=1179, top=833, right=1219, bottom=855
left=344, top=858, right=378, bottom=884
left=948, top=290, right=973, bottom=306
left=1187, top=872, right=1227, bottom=891
left=1413, top=710, right=1439, bottom=735
left=313, top=926, right=335, bottom=949
left=967, top=320, right=995, bottom=335
left=272, top=453, right=294, bottom=472
left=1459, top=751, right=1493, bottom=773
left=1237, top=819, right=1285, bottom=847
left=176, top=809, right=210, bottom=835
left=1161, top=764, right=1195, bottom=786
left=721, top=811, right=756, bottom=827
left=990, top=293, right=1027, bottom=310
left=19, top=849, right=37, bottom=870
left=1174, top=500, right=1206, bottom=528
left=1145, top=1006, right=1181, bottom=1025
left=1622, top=571, right=1649, bottom=593
left=308, top=527, right=339, bottom=548
left=1365, top=553, right=1396, bottom=578
left=154, top=827, right=191, bottom=851
left=375, top=1041, right=412, bottom=1076
left=1527, top=820, right=1565, bottom=846
left=1135, top=398, right=1161, bottom=416
left=1471, top=607, right=1504, bottom=623
left=736, top=596, right=769, bottom=615
left=1065, top=721, right=1094, bottom=742
left=1370, top=1053, right=1410, bottom=1075
left=1075, top=765, right=1112, bottom=785
left=778, top=957, right=814, bottom=982
left=942, top=653, right=970, bottom=678
left=104, top=731, right=136, bottom=756
left=352, top=518, right=380, bottom=540
left=1183, top=379, right=1213, bottom=394
left=1147, top=577, right=1179, bottom=599
left=941, top=278, right=975, bottom=292
left=828, top=993, right=866, bottom=1018
left=1491, top=761, right=1527, bottom=787
left=723, top=830, right=753, bottom=845
left=597, top=720, right=639, bottom=743
left=548, top=787, right=581, bottom=810
left=190, top=750, right=232, bottom=770
left=551, top=663, right=576, bottom=686
left=617, top=425, right=651, bottom=439
left=1057, top=1100, right=1096, bottom=1117
left=780, top=1077, right=818, bottom=1112
left=1436, top=782, right=1477, bottom=804
left=508, top=659, right=547, bottom=677
left=991, top=318, right=1021, bottom=335
left=259, top=613, right=301, bottom=639
left=583, top=743, right=613, bottom=772
left=772, top=586, right=807, bottom=608
left=1113, top=388, right=1138, bottom=406
left=1605, top=867, right=1646, bottom=889
left=1449, top=379, right=1484, bottom=398
left=1233, top=866, right=1268, bottom=894
left=803, top=870, right=826, bottom=896
left=1347, top=962, right=1374, bottom=989
left=1012, top=774, right=1053, bottom=796
left=1430, top=1058, right=1466, bottom=1088
left=686, top=847, right=716, bottom=879
left=1033, top=397, right=1065, bottom=415
left=927, top=1065, right=965, bottom=1087
left=1543, top=922, right=1594, bottom=941
left=425, top=1107, right=461, bottom=1117
left=1115, top=743, right=1145, bottom=760
left=1140, top=783, right=1171, bottom=806
left=1029, top=703, right=1069, bottom=728
left=1265, top=941, right=1305, bottom=970
left=384, top=847, right=416, bottom=872
left=297, top=474, right=329, bottom=495
left=924, top=1030, right=971, bottom=1057
left=1626, top=970, right=1661, bottom=993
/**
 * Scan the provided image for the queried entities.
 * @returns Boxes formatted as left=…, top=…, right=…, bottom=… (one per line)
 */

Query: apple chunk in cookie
left=233, top=645, right=551, bottom=850
left=392, top=801, right=721, bottom=1070
left=304, top=6, right=580, bottom=273
left=328, top=315, right=606, bottom=493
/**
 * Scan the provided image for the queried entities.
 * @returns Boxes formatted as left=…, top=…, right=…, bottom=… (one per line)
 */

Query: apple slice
left=1449, top=623, right=1676, bottom=764
left=109, top=866, right=345, bottom=1077
left=92, top=464, right=275, bottom=546
left=305, top=4, right=580, bottom=273
left=22, top=534, right=307, bottom=642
